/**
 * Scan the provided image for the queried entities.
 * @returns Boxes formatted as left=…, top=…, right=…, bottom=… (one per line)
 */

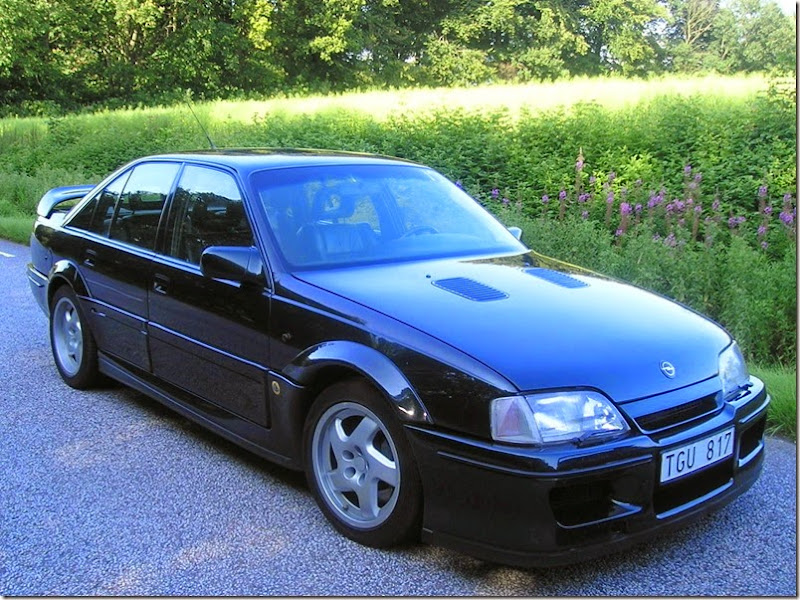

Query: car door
left=65, top=161, right=180, bottom=371
left=147, top=163, right=272, bottom=427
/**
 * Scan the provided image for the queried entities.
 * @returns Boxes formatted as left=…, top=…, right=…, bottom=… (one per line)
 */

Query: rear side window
left=164, top=165, right=253, bottom=264
left=108, top=162, right=179, bottom=249
left=68, top=172, right=130, bottom=235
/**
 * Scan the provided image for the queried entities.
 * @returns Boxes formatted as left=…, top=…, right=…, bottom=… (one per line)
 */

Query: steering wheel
left=400, top=225, right=438, bottom=238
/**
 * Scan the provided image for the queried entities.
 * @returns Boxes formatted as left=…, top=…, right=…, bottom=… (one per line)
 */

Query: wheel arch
left=283, top=340, right=432, bottom=426
left=47, top=260, right=89, bottom=308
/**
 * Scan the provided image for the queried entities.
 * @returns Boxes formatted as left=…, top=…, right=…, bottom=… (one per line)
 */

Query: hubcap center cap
left=354, top=456, right=367, bottom=472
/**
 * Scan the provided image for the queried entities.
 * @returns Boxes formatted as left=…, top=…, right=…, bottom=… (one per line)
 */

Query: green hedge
left=0, top=81, right=795, bottom=365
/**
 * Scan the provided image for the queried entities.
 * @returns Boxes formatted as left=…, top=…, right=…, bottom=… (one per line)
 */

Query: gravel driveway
left=1, top=239, right=796, bottom=595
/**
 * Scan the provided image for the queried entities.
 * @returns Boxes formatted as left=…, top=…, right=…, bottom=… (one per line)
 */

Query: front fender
left=284, top=340, right=432, bottom=424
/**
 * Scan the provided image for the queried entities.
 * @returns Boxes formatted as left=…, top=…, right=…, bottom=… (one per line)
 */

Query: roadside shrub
left=0, top=78, right=794, bottom=366
left=490, top=166, right=797, bottom=366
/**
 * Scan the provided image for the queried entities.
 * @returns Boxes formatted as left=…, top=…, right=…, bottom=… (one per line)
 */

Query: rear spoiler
left=36, top=184, right=95, bottom=218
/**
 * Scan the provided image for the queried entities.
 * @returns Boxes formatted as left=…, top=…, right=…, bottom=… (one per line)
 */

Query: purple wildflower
left=589, top=175, right=596, bottom=185
left=779, top=211, right=794, bottom=225
left=758, top=185, right=768, bottom=199
left=491, top=188, right=499, bottom=198
left=664, top=233, right=677, bottom=247
left=578, top=193, right=590, bottom=203
left=652, top=233, right=661, bottom=242
left=761, top=241, right=769, bottom=250
left=694, top=173, right=702, bottom=183
left=764, top=205, right=773, bottom=215
left=606, top=191, right=614, bottom=204
left=635, top=203, right=643, bottom=214
left=666, top=203, right=675, bottom=214
left=684, top=165, right=692, bottom=176
left=647, top=196, right=658, bottom=209
left=615, top=228, right=624, bottom=237
left=607, top=172, right=616, bottom=183
left=502, top=197, right=510, bottom=206
left=728, top=216, right=746, bottom=228
left=620, top=202, right=632, bottom=215
left=581, top=210, right=589, bottom=220
left=688, top=181, right=698, bottom=191
left=757, top=225, right=767, bottom=237
left=559, top=189, right=567, bottom=201
left=541, top=194, right=550, bottom=204
left=576, top=158, right=584, bottom=171
left=675, top=200, right=685, bottom=212
left=694, top=205, right=703, bottom=214
left=712, top=198, right=721, bottom=212
left=783, top=193, right=793, bottom=203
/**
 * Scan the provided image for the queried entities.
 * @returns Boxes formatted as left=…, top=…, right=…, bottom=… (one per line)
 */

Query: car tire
left=49, top=286, right=99, bottom=389
left=304, top=378, right=423, bottom=548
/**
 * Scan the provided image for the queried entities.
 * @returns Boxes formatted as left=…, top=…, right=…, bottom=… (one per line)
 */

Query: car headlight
left=719, top=342, right=749, bottom=399
left=491, top=391, right=629, bottom=445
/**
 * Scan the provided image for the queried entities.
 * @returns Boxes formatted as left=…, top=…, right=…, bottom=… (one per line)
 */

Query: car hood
left=295, top=252, right=730, bottom=402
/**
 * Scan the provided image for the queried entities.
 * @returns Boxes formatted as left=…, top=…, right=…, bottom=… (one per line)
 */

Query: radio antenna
left=185, top=98, right=217, bottom=150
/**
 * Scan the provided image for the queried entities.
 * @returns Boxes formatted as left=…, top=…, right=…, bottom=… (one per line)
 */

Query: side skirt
left=98, top=353, right=305, bottom=470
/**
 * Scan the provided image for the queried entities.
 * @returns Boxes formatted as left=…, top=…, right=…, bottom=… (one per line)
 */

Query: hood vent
left=525, top=267, right=588, bottom=289
left=432, top=277, right=508, bottom=302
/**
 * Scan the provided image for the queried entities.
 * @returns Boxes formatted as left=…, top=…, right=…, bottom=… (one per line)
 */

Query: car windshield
left=251, top=164, right=525, bottom=269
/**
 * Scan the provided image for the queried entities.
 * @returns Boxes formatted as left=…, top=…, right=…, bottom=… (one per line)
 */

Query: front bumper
left=406, top=377, right=769, bottom=567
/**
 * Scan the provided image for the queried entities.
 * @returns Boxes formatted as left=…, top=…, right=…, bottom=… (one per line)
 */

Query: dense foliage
left=0, top=0, right=795, bottom=114
left=0, top=78, right=794, bottom=364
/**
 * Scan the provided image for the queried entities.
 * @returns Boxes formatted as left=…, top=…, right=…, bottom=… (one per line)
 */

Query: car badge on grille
left=660, top=361, right=676, bottom=378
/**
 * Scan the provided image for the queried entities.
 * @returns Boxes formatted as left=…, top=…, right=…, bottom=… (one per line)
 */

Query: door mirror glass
left=200, top=246, right=264, bottom=285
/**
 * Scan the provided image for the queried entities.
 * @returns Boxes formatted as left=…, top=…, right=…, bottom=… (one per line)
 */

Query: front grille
left=739, top=414, right=766, bottom=460
left=634, top=394, right=719, bottom=433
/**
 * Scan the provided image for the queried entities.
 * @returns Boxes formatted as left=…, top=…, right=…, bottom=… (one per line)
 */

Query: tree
left=0, top=0, right=61, bottom=107
left=577, top=0, right=667, bottom=74
left=419, top=0, right=589, bottom=84
left=706, top=0, right=796, bottom=72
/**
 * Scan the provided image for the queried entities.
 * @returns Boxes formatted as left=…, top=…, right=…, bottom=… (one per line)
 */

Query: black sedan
left=27, top=150, right=769, bottom=567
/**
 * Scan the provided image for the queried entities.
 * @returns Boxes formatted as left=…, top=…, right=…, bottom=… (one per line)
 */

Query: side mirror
left=508, top=226, right=523, bottom=241
left=200, top=246, right=265, bottom=285
left=36, top=185, right=95, bottom=218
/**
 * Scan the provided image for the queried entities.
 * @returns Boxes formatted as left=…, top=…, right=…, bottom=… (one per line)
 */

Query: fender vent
left=432, top=277, right=508, bottom=302
left=525, top=268, right=588, bottom=289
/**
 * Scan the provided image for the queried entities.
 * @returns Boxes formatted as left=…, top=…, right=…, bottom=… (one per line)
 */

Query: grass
left=751, top=364, right=798, bottom=441
left=0, top=216, right=33, bottom=243
left=204, top=73, right=769, bottom=123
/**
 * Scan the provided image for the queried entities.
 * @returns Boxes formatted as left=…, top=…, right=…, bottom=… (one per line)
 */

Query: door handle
left=83, top=248, right=98, bottom=268
left=153, top=274, right=170, bottom=295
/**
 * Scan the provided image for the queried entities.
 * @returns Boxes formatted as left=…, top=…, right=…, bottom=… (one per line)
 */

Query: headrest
left=312, top=185, right=362, bottom=220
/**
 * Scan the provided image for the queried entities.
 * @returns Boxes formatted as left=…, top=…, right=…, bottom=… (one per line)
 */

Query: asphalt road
left=1, top=238, right=796, bottom=596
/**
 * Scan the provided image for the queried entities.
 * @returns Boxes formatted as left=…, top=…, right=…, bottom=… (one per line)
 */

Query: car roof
left=144, top=148, right=421, bottom=176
